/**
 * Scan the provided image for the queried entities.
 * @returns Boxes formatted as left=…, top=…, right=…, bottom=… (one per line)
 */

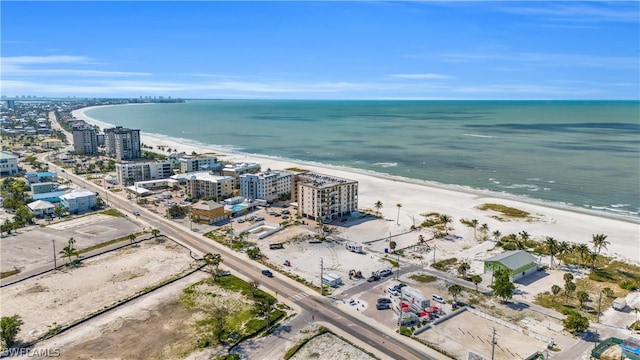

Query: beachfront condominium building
left=116, top=161, right=173, bottom=185
left=185, top=172, right=235, bottom=200
left=239, top=170, right=292, bottom=202
left=222, top=162, right=261, bottom=188
left=293, top=172, right=358, bottom=221
left=179, top=155, right=220, bottom=173
left=0, top=151, right=19, bottom=175
left=104, top=126, right=141, bottom=160
left=72, top=125, right=98, bottom=155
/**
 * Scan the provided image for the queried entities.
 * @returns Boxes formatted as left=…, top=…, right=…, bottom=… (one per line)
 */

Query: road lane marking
left=289, top=292, right=309, bottom=301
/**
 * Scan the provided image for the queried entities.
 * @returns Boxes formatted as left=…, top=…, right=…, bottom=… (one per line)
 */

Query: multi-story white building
left=294, top=172, right=358, bottom=222
left=116, top=161, right=173, bottom=185
left=221, top=162, right=261, bottom=187
left=0, top=151, right=18, bottom=175
left=104, top=126, right=141, bottom=160
left=185, top=172, right=235, bottom=200
left=60, top=188, right=97, bottom=214
left=179, top=155, right=220, bottom=173
left=72, top=126, right=98, bottom=155
left=239, top=170, right=292, bottom=202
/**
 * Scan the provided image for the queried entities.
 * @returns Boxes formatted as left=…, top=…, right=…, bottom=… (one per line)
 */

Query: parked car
left=237, top=219, right=245, bottom=223
left=132, top=211, right=140, bottom=216
left=388, top=289, right=400, bottom=296
left=219, top=270, right=231, bottom=276
left=261, top=269, right=273, bottom=277
left=367, top=275, right=380, bottom=282
left=376, top=303, right=391, bottom=310
left=432, top=294, right=446, bottom=304
left=377, top=297, right=392, bottom=304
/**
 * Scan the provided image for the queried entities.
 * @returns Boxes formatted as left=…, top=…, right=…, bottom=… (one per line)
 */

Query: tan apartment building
left=293, top=172, right=358, bottom=222
left=191, top=200, right=227, bottom=224
left=185, top=172, right=235, bottom=200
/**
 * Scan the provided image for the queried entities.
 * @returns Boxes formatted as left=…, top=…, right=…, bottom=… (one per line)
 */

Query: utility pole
left=396, top=251, right=400, bottom=280
left=491, top=328, right=497, bottom=360
left=320, top=257, right=324, bottom=296
left=52, top=239, right=57, bottom=270
left=398, top=287, right=404, bottom=334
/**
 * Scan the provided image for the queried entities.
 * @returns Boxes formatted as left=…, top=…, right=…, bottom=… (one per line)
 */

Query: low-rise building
left=184, top=172, right=235, bottom=200
left=133, top=178, right=180, bottom=190
left=484, top=250, right=539, bottom=281
left=0, top=151, right=19, bottom=175
left=293, top=172, right=358, bottom=222
left=116, top=161, right=173, bottom=185
left=24, top=171, right=57, bottom=184
left=191, top=200, right=227, bottom=224
left=59, top=188, right=97, bottom=213
left=31, top=182, right=58, bottom=194
left=239, top=170, right=292, bottom=202
left=222, top=162, right=261, bottom=187
left=41, top=138, right=64, bottom=149
left=27, top=200, right=55, bottom=217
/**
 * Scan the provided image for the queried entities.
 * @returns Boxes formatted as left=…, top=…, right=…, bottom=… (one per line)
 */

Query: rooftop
left=484, top=250, right=537, bottom=270
left=298, top=172, right=357, bottom=188
left=0, top=151, right=18, bottom=160
left=192, top=200, right=224, bottom=211
left=27, top=200, right=56, bottom=210
left=60, top=188, right=96, bottom=200
left=181, top=172, right=234, bottom=182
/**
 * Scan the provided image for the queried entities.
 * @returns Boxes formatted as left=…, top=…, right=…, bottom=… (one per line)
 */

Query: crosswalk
left=288, top=292, right=309, bottom=302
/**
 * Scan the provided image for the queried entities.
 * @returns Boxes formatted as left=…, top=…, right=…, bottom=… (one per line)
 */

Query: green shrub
left=620, top=280, right=638, bottom=291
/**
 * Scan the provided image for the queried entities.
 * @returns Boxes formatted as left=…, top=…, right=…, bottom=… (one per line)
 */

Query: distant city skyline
left=1, top=1, right=638, bottom=100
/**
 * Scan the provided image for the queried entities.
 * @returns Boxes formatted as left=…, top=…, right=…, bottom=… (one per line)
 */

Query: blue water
left=85, top=100, right=640, bottom=220
left=230, top=204, right=247, bottom=211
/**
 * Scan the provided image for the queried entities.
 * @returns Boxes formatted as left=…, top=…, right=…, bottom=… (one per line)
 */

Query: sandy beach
left=72, top=106, right=640, bottom=264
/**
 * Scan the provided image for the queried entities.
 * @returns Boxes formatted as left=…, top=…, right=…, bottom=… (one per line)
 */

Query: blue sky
left=1, top=1, right=638, bottom=100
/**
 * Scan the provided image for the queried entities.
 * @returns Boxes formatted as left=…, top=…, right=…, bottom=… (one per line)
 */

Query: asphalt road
left=37, top=153, right=437, bottom=358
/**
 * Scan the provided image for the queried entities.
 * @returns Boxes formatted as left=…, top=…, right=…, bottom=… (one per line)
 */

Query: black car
left=376, top=303, right=391, bottom=310
left=377, top=297, right=392, bottom=304
left=367, top=275, right=380, bottom=282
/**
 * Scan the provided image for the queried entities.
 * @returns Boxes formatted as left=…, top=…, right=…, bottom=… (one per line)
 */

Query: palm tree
left=480, top=223, right=489, bottom=239
left=439, top=214, right=452, bottom=235
left=471, top=274, right=482, bottom=290
left=457, top=262, right=471, bottom=279
left=68, top=237, right=76, bottom=249
left=60, top=245, right=78, bottom=266
left=418, top=234, right=425, bottom=244
left=602, top=287, right=614, bottom=298
left=151, top=229, right=160, bottom=238
left=590, top=251, right=599, bottom=273
left=395, top=203, right=402, bottom=225
left=577, top=291, right=589, bottom=309
left=492, top=230, right=502, bottom=242
left=551, top=285, right=562, bottom=300
left=471, top=219, right=479, bottom=239
left=564, top=272, right=574, bottom=284
left=389, top=240, right=397, bottom=253
left=577, top=243, right=590, bottom=267
left=591, top=234, right=610, bottom=255
left=565, top=281, right=576, bottom=301
left=557, top=241, right=571, bottom=266
left=374, top=200, right=383, bottom=217
left=128, top=233, right=137, bottom=246
left=448, top=284, right=462, bottom=302
left=545, top=237, right=559, bottom=269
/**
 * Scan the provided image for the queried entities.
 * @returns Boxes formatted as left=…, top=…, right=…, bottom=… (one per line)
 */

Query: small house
left=27, top=200, right=55, bottom=217
left=484, top=250, right=538, bottom=281
left=322, top=274, right=342, bottom=287
left=191, top=200, right=227, bottom=224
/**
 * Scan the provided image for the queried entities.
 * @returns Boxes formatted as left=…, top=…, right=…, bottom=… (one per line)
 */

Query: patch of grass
left=213, top=355, right=240, bottom=360
left=100, top=208, right=125, bottom=217
left=384, top=256, right=399, bottom=268
left=78, top=231, right=148, bottom=254
left=0, top=268, right=21, bottom=279
left=431, top=257, right=458, bottom=271
left=109, top=188, right=122, bottom=192
left=284, top=167, right=309, bottom=173
left=477, top=203, right=530, bottom=218
left=409, top=273, right=437, bottom=283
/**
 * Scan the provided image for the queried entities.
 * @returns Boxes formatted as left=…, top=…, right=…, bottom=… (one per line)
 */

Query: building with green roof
left=484, top=250, right=539, bottom=281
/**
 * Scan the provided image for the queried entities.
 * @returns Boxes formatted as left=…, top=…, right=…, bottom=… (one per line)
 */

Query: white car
left=432, top=294, right=446, bottom=304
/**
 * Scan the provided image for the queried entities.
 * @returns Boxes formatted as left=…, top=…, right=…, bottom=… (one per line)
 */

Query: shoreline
left=72, top=105, right=640, bottom=263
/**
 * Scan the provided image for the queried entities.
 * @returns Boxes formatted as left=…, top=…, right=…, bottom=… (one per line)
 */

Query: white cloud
left=2, top=55, right=94, bottom=65
left=388, top=73, right=452, bottom=79
left=497, top=3, right=640, bottom=23
left=442, top=52, right=639, bottom=69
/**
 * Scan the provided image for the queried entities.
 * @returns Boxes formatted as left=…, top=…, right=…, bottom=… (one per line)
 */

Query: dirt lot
left=416, top=310, right=547, bottom=360
left=290, top=331, right=376, bottom=360
left=0, top=213, right=144, bottom=273
left=0, top=239, right=197, bottom=344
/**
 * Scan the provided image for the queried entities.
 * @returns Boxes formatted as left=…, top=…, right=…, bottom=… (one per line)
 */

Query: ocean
left=85, top=100, right=640, bottom=220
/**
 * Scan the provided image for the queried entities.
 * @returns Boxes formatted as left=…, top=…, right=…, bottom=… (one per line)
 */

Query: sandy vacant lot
left=291, top=331, right=376, bottom=360
left=1, top=238, right=197, bottom=343
left=417, top=310, right=547, bottom=360
left=1, top=213, right=144, bottom=273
